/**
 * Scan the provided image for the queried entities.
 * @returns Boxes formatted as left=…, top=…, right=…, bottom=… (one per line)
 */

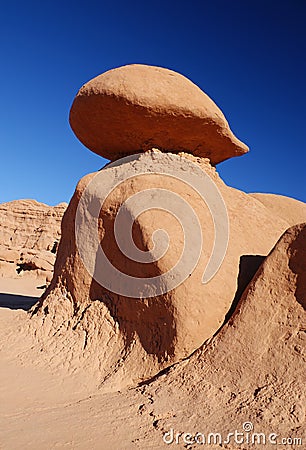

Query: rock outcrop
left=0, top=200, right=67, bottom=287
left=29, top=151, right=306, bottom=390
left=69, top=64, right=249, bottom=164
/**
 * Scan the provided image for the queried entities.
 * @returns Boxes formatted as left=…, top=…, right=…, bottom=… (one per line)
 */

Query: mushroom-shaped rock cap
left=69, top=64, right=249, bottom=164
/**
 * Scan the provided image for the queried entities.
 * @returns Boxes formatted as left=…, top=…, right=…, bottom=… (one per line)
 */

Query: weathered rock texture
left=69, top=64, right=249, bottom=164
left=130, top=223, right=306, bottom=449
left=0, top=200, right=67, bottom=286
left=29, top=151, right=306, bottom=391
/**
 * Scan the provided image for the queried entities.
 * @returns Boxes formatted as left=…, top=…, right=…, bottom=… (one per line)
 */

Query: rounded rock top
left=69, top=64, right=249, bottom=164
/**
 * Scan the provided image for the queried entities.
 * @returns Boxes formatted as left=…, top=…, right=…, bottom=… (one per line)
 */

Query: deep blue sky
left=1, top=0, right=305, bottom=205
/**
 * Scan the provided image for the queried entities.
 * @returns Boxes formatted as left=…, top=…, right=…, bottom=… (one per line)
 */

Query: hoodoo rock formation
left=26, top=65, right=306, bottom=390
left=1, top=64, right=305, bottom=449
left=69, top=64, right=249, bottom=164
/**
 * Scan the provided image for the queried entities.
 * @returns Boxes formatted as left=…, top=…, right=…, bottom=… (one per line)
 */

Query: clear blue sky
left=1, top=0, right=305, bottom=205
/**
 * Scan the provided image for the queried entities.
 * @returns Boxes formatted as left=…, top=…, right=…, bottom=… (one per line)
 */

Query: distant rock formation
left=0, top=200, right=67, bottom=286
left=69, top=64, right=249, bottom=164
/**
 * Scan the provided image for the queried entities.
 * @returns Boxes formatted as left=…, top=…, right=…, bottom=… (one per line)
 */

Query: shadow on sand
left=0, top=293, right=39, bottom=311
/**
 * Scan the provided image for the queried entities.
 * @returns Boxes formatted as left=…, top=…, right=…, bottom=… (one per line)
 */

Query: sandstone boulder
left=69, top=64, right=249, bottom=164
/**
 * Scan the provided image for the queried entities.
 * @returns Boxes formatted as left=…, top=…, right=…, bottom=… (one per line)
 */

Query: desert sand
left=0, top=65, right=304, bottom=449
